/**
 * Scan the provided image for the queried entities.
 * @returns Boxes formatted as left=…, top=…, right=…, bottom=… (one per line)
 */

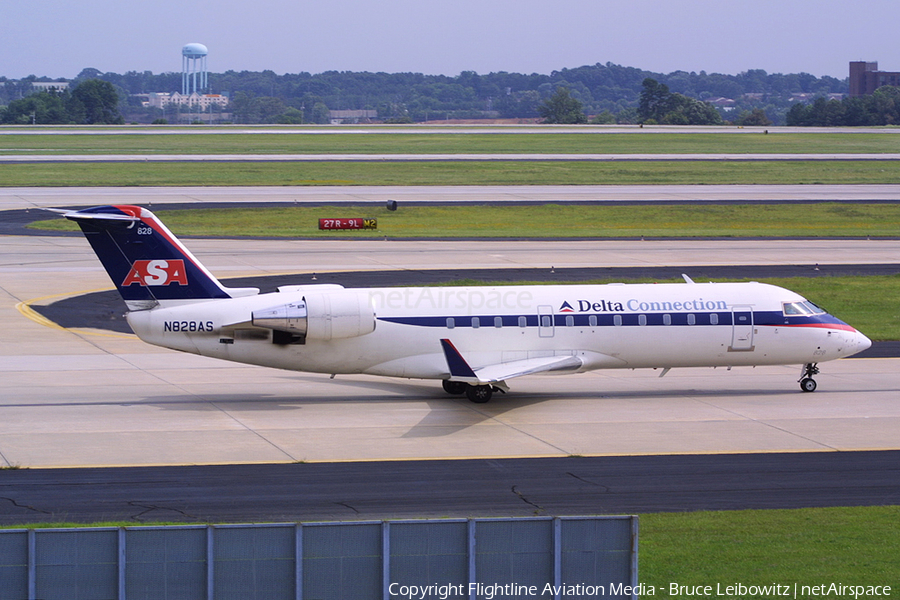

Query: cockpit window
left=782, top=301, right=826, bottom=316
left=802, top=301, right=825, bottom=314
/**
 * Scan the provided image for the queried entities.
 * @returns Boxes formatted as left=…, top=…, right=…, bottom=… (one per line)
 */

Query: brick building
left=849, top=61, right=900, bottom=97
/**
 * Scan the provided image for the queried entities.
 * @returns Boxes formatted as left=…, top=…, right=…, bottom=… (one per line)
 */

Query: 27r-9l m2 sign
left=319, top=218, right=377, bottom=230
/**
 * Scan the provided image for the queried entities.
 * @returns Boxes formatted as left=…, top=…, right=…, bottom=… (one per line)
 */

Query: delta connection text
left=388, top=581, right=892, bottom=599
left=369, top=288, right=729, bottom=313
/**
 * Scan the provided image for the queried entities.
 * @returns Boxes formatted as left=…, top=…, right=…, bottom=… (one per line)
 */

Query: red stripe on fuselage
left=760, top=322, right=858, bottom=332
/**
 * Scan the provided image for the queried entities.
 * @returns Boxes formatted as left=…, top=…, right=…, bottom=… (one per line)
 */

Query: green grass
left=1, top=131, right=900, bottom=155
left=31, top=203, right=900, bottom=238
left=640, top=506, right=900, bottom=596
left=5, top=160, right=900, bottom=187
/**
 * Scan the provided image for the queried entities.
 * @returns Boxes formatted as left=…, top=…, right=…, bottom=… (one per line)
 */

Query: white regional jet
left=64, top=205, right=871, bottom=403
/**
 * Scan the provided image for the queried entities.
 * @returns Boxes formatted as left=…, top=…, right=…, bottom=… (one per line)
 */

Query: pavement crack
left=567, top=472, right=611, bottom=493
left=335, top=501, right=359, bottom=514
left=511, top=485, right=545, bottom=515
left=127, top=501, right=198, bottom=522
left=0, top=496, right=51, bottom=515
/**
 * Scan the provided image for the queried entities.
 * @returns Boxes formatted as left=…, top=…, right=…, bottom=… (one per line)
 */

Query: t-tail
left=65, top=205, right=258, bottom=310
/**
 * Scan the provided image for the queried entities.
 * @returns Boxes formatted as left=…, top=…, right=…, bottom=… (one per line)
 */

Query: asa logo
left=122, top=260, right=188, bottom=287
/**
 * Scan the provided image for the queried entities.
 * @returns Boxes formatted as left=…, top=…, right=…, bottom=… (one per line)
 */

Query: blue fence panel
left=0, top=530, right=28, bottom=600
left=474, top=518, right=555, bottom=597
left=302, top=521, right=382, bottom=600
left=125, top=526, right=207, bottom=600
left=560, top=517, right=637, bottom=600
left=213, top=524, right=295, bottom=600
left=35, top=529, right=118, bottom=600
left=388, top=520, right=469, bottom=599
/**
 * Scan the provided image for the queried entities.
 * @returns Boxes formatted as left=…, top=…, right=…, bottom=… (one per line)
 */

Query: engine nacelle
left=252, top=291, right=376, bottom=341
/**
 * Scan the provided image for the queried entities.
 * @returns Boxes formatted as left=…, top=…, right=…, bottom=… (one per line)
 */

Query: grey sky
left=2, top=0, right=897, bottom=80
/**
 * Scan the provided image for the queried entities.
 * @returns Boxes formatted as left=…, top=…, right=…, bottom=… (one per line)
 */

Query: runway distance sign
left=318, top=218, right=378, bottom=230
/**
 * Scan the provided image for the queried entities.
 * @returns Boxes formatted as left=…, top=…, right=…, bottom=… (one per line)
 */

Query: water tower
left=182, top=43, right=208, bottom=95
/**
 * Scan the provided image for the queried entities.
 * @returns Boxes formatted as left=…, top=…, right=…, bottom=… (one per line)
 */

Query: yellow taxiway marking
left=15, top=288, right=136, bottom=339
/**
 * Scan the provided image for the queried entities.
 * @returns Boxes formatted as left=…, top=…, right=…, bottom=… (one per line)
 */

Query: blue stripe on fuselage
left=377, top=311, right=848, bottom=328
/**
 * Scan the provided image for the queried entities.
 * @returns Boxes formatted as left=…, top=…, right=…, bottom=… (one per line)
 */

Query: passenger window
left=638, top=314, right=647, bottom=326
left=446, top=317, right=455, bottom=329
left=589, top=315, right=598, bottom=327
left=663, top=314, right=672, bottom=326
left=494, top=316, right=503, bottom=328
left=471, top=317, right=480, bottom=329
left=613, top=315, right=622, bottom=327
left=518, top=316, right=527, bottom=328
left=710, top=313, right=719, bottom=325
left=687, top=314, right=696, bottom=325
left=566, top=315, right=574, bottom=327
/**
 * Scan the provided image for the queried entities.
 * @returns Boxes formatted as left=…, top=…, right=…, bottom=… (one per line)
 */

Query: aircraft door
left=538, top=305, right=555, bottom=338
left=730, top=306, right=754, bottom=351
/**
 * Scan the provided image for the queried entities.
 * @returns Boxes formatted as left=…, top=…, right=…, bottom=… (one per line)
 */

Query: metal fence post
left=207, top=525, right=215, bottom=600
left=295, top=523, right=303, bottom=600
left=118, top=528, right=126, bottom=600
left=27, top=529, right=35, bottom=600
left=382, top=521, right=391, bottom=600
left=467, top=519, right=476, bottom=600
left=553, top=518, right=562, bottom=600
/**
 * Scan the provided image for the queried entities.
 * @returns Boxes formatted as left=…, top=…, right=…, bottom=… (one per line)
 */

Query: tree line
left=0, top=79, right=122, bottom=124
left=786, top=86, right=900, bottom=126
left=4, top=62, right=890, bottom=126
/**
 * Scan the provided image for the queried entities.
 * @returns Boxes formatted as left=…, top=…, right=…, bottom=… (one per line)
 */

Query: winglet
left=440, top=339, right=478, bottom=380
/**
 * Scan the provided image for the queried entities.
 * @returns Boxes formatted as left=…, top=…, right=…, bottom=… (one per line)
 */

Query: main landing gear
left=799, top=363, right=820, bottom=393
left=442, top=380, right=503, bottom=403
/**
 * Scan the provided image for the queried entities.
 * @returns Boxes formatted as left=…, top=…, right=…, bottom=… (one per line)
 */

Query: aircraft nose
left=841, top=328, right=872, bottom=357
left=856, top=330, right=873, bottom=353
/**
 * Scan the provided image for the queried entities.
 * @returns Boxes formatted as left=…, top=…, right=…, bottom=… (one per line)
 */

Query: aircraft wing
left=440, top=338, right=583, bottom=385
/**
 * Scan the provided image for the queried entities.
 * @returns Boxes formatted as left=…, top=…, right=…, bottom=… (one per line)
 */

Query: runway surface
left=4, top=183, right=900, bottom=211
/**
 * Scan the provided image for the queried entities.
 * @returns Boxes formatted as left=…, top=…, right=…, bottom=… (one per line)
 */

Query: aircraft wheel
left=800, top=378, right=817, bottom=393
left=465, top=384, right=493, bottom=403
left=442, top=380, right=467, bottom=395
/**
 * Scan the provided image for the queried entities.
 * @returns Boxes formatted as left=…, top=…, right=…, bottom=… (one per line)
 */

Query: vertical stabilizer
left=65, top=205, right=257, bottom=309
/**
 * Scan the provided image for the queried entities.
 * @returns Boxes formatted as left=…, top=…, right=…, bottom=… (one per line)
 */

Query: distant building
left=705, top=97, right=736, bottom=110
left=328, top=109, right=378, bottom=124
left=30, top=81, right=69, bottom=92
left=849, top=61, right=900, bottom=97
left=144, top=92, right=229, bottom=110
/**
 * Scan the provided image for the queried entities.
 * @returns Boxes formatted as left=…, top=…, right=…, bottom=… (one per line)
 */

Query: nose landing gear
left=799, top=363, right=820, bottom=392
